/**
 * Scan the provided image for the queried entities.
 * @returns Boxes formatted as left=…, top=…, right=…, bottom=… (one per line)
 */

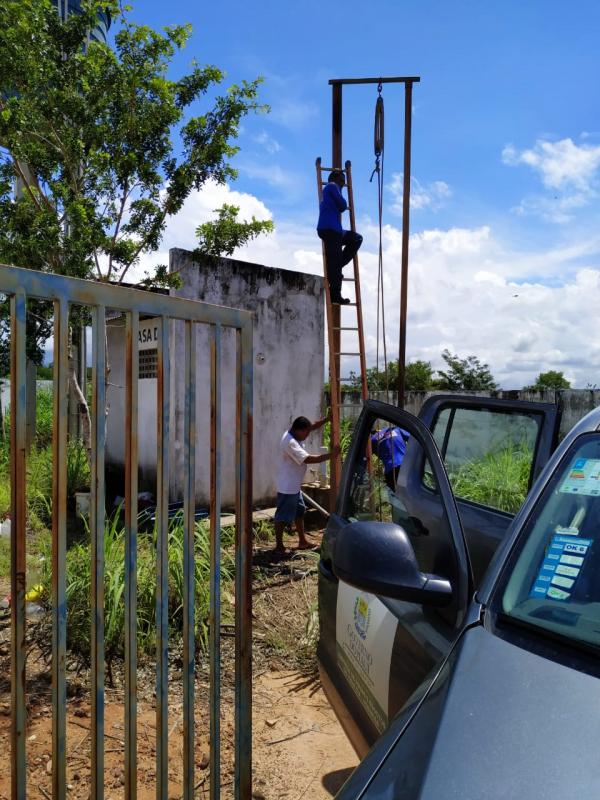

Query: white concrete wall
left=170, top=250, right=325, bottom=507
left=105, top=251, right=325, bottom=507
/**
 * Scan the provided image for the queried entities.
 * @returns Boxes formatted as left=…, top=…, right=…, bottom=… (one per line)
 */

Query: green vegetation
left=435, top=349, right=498, bottom=391
left=323, top=415, right=355, bottom=458
left=0, top=389, right=91, bottom=571
left=195, top=204, right=274, bottom=260
left=524, top=370, right=571, bottom=391
left=36, top=512, right=235, bottom=669
left=339, top=351, right=498, bottom=394
left=447, top=443, right=532, bottom=514
left=0, top=0, right=269, bottom=378
left=362, top=359, right=435, bottom=392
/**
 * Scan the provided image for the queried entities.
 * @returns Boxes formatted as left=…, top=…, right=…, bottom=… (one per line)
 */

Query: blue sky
left=126, top=0, right=600, bottom=388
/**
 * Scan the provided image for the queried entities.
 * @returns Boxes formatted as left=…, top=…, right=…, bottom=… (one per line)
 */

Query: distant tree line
left=340, top=351, right=576, bottom=393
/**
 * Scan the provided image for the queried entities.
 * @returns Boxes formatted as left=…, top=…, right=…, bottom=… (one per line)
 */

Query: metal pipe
left=156, top=316, right=170, bottom=800
left=10, top=292, right=27, bottom=800
left=300, top=491, right=331, bottom=518
left=209, top=323, right=222, bottom=799
left=398, top=81, right=414, bottom=409
left=329, top=76, right=421, bottom=85
left=52, top=298, right=69, bottom=800
left=329, top=82, right=343, bottom=508
left=124, top=310, right=139, bottom=799
left=234, top=322, right=253, bottom=799
left=183, top=320, right=197, bottom=800
left=91, top=305, right=107, bottom=800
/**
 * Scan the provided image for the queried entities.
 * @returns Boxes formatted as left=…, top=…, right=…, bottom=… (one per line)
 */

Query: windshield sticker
left=336, top=582, right=398, bottom=734
left=530, top=534, right=592, bottom=601
left=559, top=458, right=600, bottom=496
left=555, top=525, right=580, bottom=536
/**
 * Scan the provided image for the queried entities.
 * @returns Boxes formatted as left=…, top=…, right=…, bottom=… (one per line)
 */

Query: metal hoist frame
left=1, top=263, right=254, bottom=800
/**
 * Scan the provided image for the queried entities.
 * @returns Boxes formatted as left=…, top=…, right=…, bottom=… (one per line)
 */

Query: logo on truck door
left=354, top=596, right=371, bottom=639
left=337, top=582, right=398, bottom=734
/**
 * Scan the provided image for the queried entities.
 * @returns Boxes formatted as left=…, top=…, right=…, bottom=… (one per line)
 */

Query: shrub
left=37, top=512, right=235, bottom=667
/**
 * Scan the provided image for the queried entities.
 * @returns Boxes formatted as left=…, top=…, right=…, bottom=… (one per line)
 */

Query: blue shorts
left=274, top=492, right=306, bottom=524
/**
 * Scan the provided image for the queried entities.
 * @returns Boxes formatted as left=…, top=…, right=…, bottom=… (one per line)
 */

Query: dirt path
left=253, top=671, right=356, bottom=799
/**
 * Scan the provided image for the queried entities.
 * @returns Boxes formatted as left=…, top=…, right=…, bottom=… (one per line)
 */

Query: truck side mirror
left=333, top=521, right=452, bottom=607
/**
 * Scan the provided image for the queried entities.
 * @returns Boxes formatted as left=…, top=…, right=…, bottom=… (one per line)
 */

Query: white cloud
left=503, top=138, right=600, bottom=222
left=269, top=99, right=318, bottom=130
left=131, top=180, right=273, bottom=281
left=388, top=174, right=452, bottom=214
left=131, top=180, right=600, bottom=390
left=502, top=138, right=600, bottom=191
left=254, top=131, right=282, bottom=154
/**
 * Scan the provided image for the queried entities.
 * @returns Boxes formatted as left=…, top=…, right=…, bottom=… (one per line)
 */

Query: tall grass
left=323, top=416, right=354, bottom=458
left=448, top=443, right=532, bottom=514
left=0, top=389, right=90, bottom=531
left=37, top=512, right=235, bottom=667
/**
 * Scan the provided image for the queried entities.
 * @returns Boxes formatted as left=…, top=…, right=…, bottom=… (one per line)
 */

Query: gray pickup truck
left=318, top=394, right=600, bottom=798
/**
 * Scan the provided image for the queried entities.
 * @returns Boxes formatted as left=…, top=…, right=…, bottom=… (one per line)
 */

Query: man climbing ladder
left=317, top=169, right=363, bottom=304
left=315, top=158, right=369, bottom=503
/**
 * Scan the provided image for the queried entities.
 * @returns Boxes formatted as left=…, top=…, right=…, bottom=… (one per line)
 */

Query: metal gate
left=0, top=263, right=253, bottom=799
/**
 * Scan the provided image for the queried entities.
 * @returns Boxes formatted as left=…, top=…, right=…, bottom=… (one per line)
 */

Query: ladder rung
left=335, top=352, right=361, bottom=356
left=318, top=165, right=348, bottom=174
left=333, top=326, right=359, bottom=331
left=342, top=277, right=355, bottom=281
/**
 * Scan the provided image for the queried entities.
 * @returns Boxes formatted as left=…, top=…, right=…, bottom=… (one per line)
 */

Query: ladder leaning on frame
left=315, top=158, right=368, bottom=505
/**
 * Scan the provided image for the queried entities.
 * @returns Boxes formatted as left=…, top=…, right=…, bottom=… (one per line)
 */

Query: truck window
left=346, top=419, right=413, bottom=524
left=499, top=433, right=600, bottom=651
left=428, top=406, right=542, bottom=514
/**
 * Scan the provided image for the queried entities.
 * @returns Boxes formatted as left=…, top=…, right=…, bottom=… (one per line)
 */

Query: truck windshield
left=500, top=433, right=600, bottom=650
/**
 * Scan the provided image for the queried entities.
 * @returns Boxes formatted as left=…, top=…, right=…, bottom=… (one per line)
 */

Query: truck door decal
left=336, top=581, right=398, bottom=733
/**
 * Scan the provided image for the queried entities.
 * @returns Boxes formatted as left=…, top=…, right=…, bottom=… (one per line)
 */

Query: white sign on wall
left=138, top=318, right=161, bottom=350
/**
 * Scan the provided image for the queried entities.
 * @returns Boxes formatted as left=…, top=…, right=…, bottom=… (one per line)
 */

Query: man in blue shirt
left=370, top=426, right=410, bottom=491
left=317, top=169, right=363, bottom=304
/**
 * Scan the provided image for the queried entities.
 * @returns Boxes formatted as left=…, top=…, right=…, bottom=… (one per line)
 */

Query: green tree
left=405, top=360, right=434, bottom=391
left=435, top=349, right=498, bottom=391
left=524, top=370, right=571, bottom=391
left=362, top=359, right=434, bottom=393
left=0, top=0, right=266, bottom=284
left=0, top=0, right=269, bottom=441
left=196, top=204, right=273, bottom=260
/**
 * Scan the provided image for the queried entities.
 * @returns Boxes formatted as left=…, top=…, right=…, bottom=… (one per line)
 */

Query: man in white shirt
left=274, top=415, right=339, bottom=554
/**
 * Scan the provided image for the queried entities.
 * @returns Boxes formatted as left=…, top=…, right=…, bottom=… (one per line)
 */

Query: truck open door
left=317, top=396, right=559, bottom=756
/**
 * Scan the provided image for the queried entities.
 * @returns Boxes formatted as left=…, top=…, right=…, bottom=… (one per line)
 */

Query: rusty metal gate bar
left=124, top=309, right=139, bottom=799
left=0, top=263, right=254, bottom=800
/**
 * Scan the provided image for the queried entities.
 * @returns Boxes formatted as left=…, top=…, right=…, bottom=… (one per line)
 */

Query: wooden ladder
left=316, top=157, right=369, bottom=503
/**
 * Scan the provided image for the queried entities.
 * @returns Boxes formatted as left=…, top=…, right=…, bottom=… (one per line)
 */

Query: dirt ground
left=0, top=525, right=358, bottom=799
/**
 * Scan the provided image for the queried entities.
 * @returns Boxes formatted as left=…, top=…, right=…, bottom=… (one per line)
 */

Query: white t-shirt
left=277, top=430, right=309, bottom=494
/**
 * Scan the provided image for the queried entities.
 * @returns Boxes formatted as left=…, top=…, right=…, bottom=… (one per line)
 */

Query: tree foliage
left=0, top=0, right=269, bottom=362
left=195, top=204, right=273, bottom=259
left=405, top=360, right=435, bottom=391
left=348, top=359, right=434, bottom=393
left=435, top=349, right=498, bottom=391
left=524, top=370, right=571, bottom=391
